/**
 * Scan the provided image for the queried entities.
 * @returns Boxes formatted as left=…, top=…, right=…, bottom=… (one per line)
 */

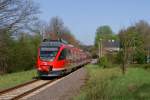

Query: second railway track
left=0, top=79, right=56, bottom=100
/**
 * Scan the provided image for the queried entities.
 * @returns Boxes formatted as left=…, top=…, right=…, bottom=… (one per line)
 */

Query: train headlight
left=38, top=67, right=42, bottom=70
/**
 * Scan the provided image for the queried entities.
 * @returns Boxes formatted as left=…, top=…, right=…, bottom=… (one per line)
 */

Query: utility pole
left=101, top=39, right=102, bottom=57
left=99, top=39, right=100, bottom=59
left=147, top=48, right=150, bottom=63
left=99, top=38, right=102, bottom=59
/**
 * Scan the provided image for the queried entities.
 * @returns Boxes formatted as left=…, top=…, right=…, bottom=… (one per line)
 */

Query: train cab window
left=40, top=47, right=58, bottom=61
left=58, top=49, right=67, bottom=60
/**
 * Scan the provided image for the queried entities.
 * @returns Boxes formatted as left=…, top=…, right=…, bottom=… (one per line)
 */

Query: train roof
left=40, top=39, right=70, bottom=47
left=40, top=39, right=83, bottom=51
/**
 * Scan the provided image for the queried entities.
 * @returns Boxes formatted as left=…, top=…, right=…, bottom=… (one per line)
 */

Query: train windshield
left=40, top=47, right=58, bottom=61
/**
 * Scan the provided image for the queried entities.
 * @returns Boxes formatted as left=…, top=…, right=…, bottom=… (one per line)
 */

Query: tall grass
left=0, top=69, right=37, bottom=90
left=74, top=65, right=150, bottom=100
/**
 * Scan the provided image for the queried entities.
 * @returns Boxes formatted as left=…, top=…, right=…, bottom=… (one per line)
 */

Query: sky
left=34, top=0, right=150, bottom=45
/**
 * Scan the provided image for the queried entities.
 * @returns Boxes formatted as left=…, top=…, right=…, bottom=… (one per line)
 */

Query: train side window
left=58, top=49, right=67, bottom=60
left=66, top=49, right=72, bottom=60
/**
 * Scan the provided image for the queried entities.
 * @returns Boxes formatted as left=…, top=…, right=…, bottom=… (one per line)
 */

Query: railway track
left=0, top=79, right=55, bottom=100
left=0, top=65, right=86, bottom=100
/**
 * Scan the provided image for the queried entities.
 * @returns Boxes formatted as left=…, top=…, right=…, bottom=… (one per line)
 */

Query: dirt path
left=23, top=67, right=87, bottom=100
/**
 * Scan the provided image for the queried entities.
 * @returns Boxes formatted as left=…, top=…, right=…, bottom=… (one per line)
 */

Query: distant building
left=101, top=40, right=120, bottom=56
left=10, top=36, right=18, bottom=40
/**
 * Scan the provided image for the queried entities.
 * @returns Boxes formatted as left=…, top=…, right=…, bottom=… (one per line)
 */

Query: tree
left=0, top=0, right=40, bottom=74
left=7, top=33, right=41, bottom=72
left=26, top=20, right=47, bottom=40
left=95, top=25, right=117, bottom=47
left=135, top=20, right=150, bottom=49
left=45, top=16, right=64, bottom=39
left=44, top=16, right=80, bottom=46
left=118, top=25, right=146, bottom=74
left=118, top=29, right=131, bottom=74
left=0, top=0, right=39, bottom=32
left=96, top=25, right=113, bottom=36
left=0, top=29, right=12, bottom=74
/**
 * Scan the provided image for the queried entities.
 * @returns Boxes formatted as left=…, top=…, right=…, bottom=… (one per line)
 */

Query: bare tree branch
left=0, top=0, right=39, bottom=32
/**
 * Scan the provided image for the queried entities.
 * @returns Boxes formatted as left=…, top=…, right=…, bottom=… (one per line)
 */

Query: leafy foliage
left=0, top=31, right=41, bottom=74
left=0, top=30, right=12, bottom=74
left=118, top=20, right=150, bottom=73
left=95, top=25, right=118, bottom=47
left=0, top=0, right=41, bottom=74
left=99, top=56, right=110, bottom=68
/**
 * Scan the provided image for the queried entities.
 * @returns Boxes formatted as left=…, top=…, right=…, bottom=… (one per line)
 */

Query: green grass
left=74, top=64, right=150, bottom=100
left=0, top=69, right=37, bottom=91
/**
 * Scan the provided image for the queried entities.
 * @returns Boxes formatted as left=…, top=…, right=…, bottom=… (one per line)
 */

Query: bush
left=99, top=56, right=111, bottom=68
left=134, top=50, right=146, bottom=64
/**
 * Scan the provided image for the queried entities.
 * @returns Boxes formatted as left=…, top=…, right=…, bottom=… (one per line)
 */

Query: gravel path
left=22, top=67, right=87, bottom=100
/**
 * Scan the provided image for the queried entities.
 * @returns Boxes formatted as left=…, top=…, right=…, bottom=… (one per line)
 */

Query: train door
left=56, top=48, right=67, bottom=69
left=66, top=48, right=72, bottom=68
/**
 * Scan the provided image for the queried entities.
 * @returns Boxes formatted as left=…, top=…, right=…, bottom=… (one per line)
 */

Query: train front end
left=36, top=40, right=65, bottom=77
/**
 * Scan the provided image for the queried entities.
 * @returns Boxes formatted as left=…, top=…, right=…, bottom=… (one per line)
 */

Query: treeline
left=0, top=31, right=41, bottom=74
left=0, top=0, right=40, bottom=74
left=119, top=20, right=150, bottom=73
left=94, top=20, right=150, bottom=73
left=0, top=0, right=79, bottom=74
left=43, top=16, right=80, bottom=47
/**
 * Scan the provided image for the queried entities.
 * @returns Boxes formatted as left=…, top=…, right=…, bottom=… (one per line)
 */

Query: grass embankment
left=0, top=70, right=37, bottom=91
left=74, top=64, right=150, bottom=100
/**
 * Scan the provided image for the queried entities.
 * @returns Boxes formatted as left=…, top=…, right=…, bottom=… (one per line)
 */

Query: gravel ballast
left=22, top=67, right=87, bottom=100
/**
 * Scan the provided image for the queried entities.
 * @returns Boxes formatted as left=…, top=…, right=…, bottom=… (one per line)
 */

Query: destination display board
left=40, top=41, right=62, bottom=47
left=40, top=47, right=58, bottom=51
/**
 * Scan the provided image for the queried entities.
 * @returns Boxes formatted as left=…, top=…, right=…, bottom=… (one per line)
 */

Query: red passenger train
left=36, top=39, right=90, bottom=77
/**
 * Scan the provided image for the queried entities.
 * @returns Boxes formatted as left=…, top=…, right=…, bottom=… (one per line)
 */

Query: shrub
left=99, top=56, right=111, bottom=68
